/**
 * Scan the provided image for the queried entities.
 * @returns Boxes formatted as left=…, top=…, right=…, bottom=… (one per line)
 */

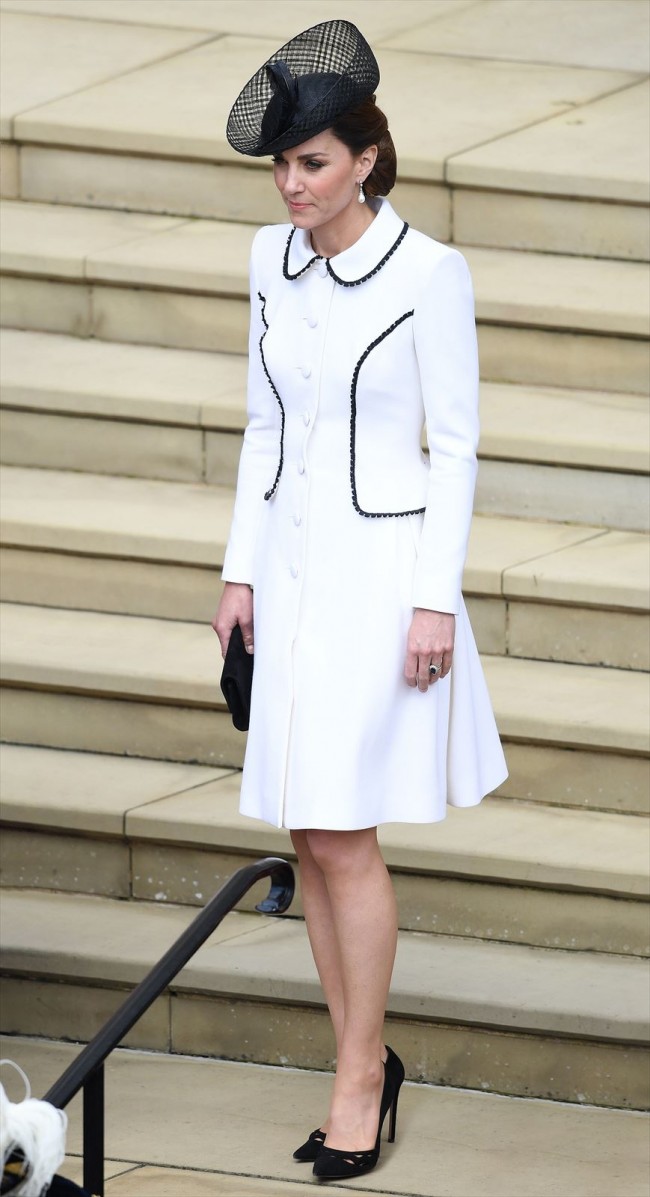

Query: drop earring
left=358, top=179, right=366, bottom=204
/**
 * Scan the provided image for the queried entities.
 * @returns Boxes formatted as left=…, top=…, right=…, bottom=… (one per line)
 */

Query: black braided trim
left=258, top=289, right=268, bottom=329
left=283, top=228, right=321, bottom=280
left=283, top=222, right=409, bottom=286
left=328, top=221, right=408, bottom=287
left=256, top=290, right=284, bottom=501
left=350, top=310, right=425, bottom=519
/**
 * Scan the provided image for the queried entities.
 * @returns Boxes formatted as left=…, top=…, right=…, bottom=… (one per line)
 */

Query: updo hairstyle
left=331, top=95, right=396, bottom=197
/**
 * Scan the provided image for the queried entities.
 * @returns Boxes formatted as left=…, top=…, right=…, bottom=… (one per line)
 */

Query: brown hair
left=330, top=95, right=396, bottom=197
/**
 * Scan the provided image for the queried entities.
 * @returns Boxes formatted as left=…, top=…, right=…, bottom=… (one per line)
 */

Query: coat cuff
left=411, top=575, right=461, bottom=616
left=221, top=542, right=254, bottom=587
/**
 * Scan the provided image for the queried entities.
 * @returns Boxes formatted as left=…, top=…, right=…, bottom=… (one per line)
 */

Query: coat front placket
left=269, top=257, right=336, bottom=826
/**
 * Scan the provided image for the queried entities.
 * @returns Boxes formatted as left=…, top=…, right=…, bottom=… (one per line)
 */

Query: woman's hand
left=212, top=582, right=254, bottom=659
left=405, top=608, right=455, bottom=692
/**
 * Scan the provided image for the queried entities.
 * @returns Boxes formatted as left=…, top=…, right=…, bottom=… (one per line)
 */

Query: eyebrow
left=275, top=151, right=329, bottom=160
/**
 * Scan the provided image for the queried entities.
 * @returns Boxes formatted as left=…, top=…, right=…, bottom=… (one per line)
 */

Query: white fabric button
left=317, top=260, right=328, bottom=278
left=297, top=459, right=305, bottom=475
left=307, top=315, right=318, bottom=328
left=301, top=365, right=312, bottom=379
left=303, top=410, right=311, bottom=426
left=293, top=512, right=302, bottom=527
left=290, top=563, right=299, bottom=578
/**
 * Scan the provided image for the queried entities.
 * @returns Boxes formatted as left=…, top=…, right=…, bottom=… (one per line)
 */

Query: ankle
left=335, top=1059, right=384, bottom=1092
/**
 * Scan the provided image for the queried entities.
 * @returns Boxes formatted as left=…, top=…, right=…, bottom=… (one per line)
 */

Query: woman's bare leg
left=290, top=829, right=346, bottom=1053
left=305, top=826, right=398, bottom=1153
left=289, top=829, right=390, bottom=1135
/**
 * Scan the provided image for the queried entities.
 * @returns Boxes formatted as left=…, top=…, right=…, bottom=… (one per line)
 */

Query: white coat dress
left=221, top=195, right=508, bottom=830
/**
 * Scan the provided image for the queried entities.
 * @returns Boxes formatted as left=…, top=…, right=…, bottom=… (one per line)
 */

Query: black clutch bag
left=220, top=623, right=254, bottom=732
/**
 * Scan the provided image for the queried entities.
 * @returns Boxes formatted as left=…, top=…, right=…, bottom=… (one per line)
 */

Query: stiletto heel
left=312, top=1045, right=405, bottom=1180
left=385, top=1044, right=405, bottom=1146
left=388, top=1088, right=399, bottom=1143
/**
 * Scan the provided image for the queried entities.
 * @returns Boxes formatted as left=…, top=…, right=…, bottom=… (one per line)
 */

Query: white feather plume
left=1, top=1060, right=67, bottom=1197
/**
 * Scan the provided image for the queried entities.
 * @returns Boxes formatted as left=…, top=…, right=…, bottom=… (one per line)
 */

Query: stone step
left=1, top=201, right=648, bottom=391
left=1, top=888, right=648, bottom=1107
left=1, top=329, right=648, bottom=529
left=1, top=602, right=648, bottom=813
left=476, top=382, right=649, bottom=532
left=8, top=144, right=649, bottom=263
left=0, top=199, right=257, bottom=354
left=2, top=5, right=647, bottom=261
left=1, top=743, right=647, bottom=957
left=4, top=1035, right=649, bottom=1197
left=1, top=465, right=648, bottom=671
left=447, top=79, right=650, bottom=263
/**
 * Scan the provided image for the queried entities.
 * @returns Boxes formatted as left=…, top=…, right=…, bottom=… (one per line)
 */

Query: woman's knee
left=289, top=828, right=315, bottom=865
left=289, top=828, right=308, bottom=848
left=305, top=827, right=378, bottom=873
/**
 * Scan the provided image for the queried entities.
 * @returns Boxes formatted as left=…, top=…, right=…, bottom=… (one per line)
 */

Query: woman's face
left=272, top=130, right=376, bottom=232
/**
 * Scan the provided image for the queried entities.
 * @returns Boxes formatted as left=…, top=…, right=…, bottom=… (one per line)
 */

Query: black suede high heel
left=312, top=1045, right=405, bottom=1181
left=292, top=1126, right=326, bottom=1161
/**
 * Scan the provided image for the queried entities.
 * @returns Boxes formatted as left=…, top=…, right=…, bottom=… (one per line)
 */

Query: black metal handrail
left=42, top=857, right=295, bottom=1197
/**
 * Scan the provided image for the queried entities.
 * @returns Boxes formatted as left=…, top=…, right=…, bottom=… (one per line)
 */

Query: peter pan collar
left=283, top=196, right=408, bottom=287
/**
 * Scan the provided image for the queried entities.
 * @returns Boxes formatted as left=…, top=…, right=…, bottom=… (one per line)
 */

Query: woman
left=213, top=19, right=508, bottom=1182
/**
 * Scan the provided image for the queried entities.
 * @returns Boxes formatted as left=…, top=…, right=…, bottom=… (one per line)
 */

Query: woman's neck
left=309, top=198, right=378, bottom=259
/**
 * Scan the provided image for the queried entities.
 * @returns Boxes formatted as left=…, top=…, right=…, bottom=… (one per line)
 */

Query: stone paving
left=2, top=1036, right=649, bottom=1197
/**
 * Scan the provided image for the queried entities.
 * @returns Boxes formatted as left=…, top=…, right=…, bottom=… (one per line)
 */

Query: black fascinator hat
left=226, top=20, right=380, bottom=157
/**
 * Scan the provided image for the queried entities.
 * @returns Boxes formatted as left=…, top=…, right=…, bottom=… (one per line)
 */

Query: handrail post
left=83, top=1064, right=104, bottom=1197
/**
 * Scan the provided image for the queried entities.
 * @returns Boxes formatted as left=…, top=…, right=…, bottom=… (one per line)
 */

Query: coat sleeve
left=411, top=247, right=480, bottom=615
left=220, top=230, right=279, bottom=585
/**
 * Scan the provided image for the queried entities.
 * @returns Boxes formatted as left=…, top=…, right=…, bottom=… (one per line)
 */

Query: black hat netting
left=226, top=20, right=380, bottom=157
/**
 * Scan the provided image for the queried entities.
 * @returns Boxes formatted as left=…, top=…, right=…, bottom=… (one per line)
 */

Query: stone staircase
left=1, top=0, right=649, bottom=1143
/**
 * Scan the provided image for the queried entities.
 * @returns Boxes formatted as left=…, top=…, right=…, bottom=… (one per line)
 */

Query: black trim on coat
left=256, top=291, right=285, bottom=501
left=349, top=310, right=425, bottom=519
left=283, top=222, right=409, bottom=286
